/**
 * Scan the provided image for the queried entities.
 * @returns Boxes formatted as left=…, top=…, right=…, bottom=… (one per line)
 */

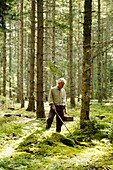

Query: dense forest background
left=0, top=0, right=113, bottom=124
left=0, top=1, right=113, bottom=169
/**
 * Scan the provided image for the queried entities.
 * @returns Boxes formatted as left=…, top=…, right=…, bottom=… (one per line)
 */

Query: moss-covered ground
left=0, top=98, right=113, bottom=169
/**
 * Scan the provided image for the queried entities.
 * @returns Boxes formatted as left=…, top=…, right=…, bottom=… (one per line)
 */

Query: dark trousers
left=46, top=105, right=64, bottom=132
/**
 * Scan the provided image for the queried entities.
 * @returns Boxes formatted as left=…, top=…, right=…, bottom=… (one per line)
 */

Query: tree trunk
left=17, top=20, right=20, bottom=103
left=44, top=0, right=49, bottom=101
left=80, top=0, right=92, bottom=129
left=52, top=0, right=56, bottom=86
left=104, top=9, right=109, bottom=99
left=91, top=29, right=94, bottom=99
left=2, top=31, right=6, bottom=97
left=36, top=0, right=45, bottom=118
left=9, top=23, right=12, bottom=98
left=97, top=0, right=102, bottom=103
left=19, top=0, right=24, bottom=108
left=27, top=0, right=35, bottom=111
left=77, top=3, right=82, bottom=102
left=69, top=0, right=75, bottom=108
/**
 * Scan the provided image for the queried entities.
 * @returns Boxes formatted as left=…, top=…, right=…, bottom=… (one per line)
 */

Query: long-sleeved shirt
left=48, top=86, right=66, bottom=106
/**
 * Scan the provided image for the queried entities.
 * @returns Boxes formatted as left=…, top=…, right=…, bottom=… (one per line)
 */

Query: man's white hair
left=57, top=78, right=66, bottom=84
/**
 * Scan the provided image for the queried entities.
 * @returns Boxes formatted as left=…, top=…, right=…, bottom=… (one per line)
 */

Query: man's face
left=58, top=82, right=64, bottom=90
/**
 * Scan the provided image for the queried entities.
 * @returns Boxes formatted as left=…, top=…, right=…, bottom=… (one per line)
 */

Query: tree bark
left=52, top=0, right=56, bottom=86
left=80, top=0, right=92, bottom=129
left=9, top=22, right=12, bottom=98
left=19, top=0, right=24, bottom=108
left=17, top=19, right=20, bottom=103
left=69, top=0, right=75, bottom=108
left=44, top=0, right=49, bottom=101
left=91, top=29, right=94, bottom=99
left=77, top=3, right=82, bottom=102
left=27, top=0, right=35, bottom=111
left=97, top=0, right=102, bottom=103
left=2, top=31, right=6, bottom=97
left=36, top=0, right=45, bottom=118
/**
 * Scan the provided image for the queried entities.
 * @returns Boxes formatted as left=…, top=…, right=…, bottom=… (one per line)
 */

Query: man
left=46, top=78, right=67, bottom=132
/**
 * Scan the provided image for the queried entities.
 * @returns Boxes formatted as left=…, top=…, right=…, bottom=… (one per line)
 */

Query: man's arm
left=48, top=88, right=53, bottom=105
left=48, top=88, right=56, bottom=111
left=63, top=89, right=67, bottom=114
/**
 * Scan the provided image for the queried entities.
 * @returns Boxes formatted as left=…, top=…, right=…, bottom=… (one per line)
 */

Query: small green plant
left=108, top=123, right=113, bottom=143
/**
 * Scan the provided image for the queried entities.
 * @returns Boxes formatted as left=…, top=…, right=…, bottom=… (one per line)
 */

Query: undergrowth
left=0, top=99, right=113, bottom=169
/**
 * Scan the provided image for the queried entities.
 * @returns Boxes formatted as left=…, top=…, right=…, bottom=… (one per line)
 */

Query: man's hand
left=64, top=108, right=67, bottom=114
left=52, top=103, right=56, bottom=111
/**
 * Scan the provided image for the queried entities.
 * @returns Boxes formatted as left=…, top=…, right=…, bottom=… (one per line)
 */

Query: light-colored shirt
left=48, top=86, right=66, bottom=106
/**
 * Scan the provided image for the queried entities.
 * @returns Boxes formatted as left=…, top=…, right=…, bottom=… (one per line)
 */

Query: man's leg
left=46, top=107, right=56, bottom=129
left=56, top=106, right=64, bottom=132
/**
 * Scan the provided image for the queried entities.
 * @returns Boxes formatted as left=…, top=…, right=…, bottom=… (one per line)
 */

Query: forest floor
left=0, top=97, right=113, bottom=170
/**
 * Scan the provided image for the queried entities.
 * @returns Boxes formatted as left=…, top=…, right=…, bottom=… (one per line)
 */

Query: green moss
left=17, top=132, right=77, bottom=158
left=1, top=101, right=113, bottom=169
left=45, top=133, right=75, bottom=146
left=0, top=121, right=22, bottom=138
